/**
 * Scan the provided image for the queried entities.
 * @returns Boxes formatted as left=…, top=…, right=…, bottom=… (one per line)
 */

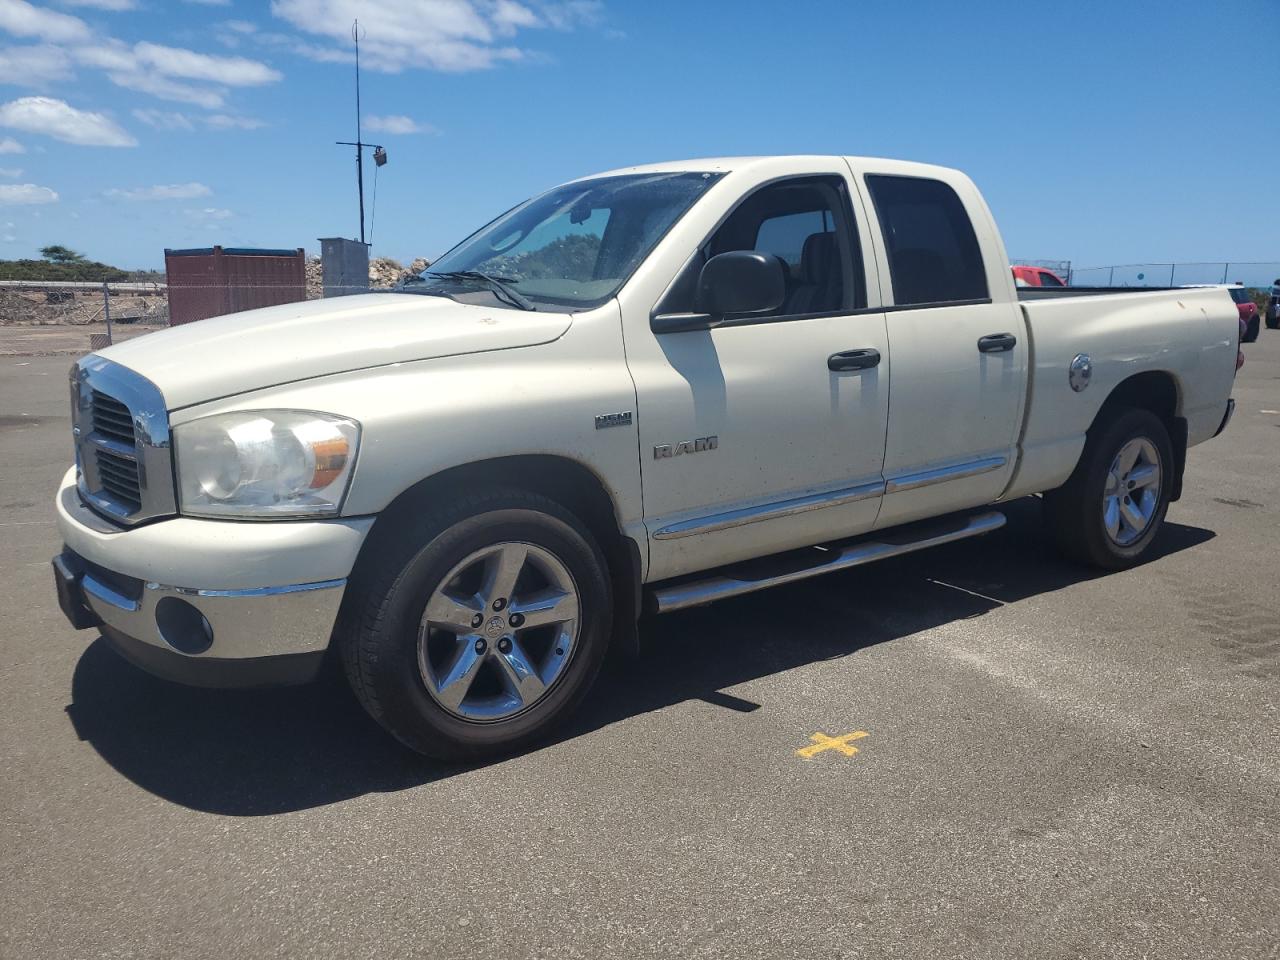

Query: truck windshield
left=413, top=172, right=722, bottom=310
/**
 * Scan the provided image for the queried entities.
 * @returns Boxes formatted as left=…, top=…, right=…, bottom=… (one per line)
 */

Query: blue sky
left=0, top=0, right=1275, bottom=271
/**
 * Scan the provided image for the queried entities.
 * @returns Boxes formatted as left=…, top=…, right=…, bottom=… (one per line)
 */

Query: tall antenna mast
left=334, top=20, right=386, bottom=244
left=353, top=20, right=365, bottom=244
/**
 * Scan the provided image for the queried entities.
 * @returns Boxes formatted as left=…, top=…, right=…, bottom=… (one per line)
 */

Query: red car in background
left=1227, top=285, right=1260, bottom=342
left=1012, top=265, right=1067, bottom=287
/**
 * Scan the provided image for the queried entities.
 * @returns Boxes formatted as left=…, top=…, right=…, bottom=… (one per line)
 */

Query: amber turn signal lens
left=310, top=436, right=349, bottom=488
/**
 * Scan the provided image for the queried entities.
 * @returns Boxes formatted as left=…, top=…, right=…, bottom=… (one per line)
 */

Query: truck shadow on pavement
left=64, top=497, right=1214, bottom=816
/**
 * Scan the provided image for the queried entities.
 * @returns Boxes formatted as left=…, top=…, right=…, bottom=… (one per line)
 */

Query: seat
left=785, top=232, right=843, bottom=315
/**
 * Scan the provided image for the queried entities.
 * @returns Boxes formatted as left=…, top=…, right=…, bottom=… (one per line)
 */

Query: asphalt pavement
left=2, top=335, right=1278, bottom=959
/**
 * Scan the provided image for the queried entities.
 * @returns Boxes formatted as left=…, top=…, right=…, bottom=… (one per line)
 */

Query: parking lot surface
left=2, top=337, right=1278, bottom=959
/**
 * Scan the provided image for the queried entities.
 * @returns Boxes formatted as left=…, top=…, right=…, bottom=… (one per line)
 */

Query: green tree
left=39, top=244, right=86, bottom=264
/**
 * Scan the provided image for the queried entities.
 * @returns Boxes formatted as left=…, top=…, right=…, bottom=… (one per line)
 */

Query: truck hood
left=96, top=293, right=573, bottom=409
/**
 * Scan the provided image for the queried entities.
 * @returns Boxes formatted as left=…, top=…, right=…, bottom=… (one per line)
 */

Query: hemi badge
left=595, top=412, right=633, bottom=430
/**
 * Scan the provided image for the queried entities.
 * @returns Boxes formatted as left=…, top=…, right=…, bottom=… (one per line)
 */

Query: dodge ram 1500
left=52, top=156, right=1240, bottom=758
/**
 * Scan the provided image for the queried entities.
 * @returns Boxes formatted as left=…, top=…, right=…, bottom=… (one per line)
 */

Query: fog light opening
left=155, top=596, right=214, bottom=655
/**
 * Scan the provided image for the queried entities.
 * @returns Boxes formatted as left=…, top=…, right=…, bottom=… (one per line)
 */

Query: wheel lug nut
left=474, top=638, right=487, bottom=654
left=493, top=598, right=506, bottom=612
left=509, top=613, right=524, bottom=628
left=471, top=614, right=483, bottom=628
left=497, top=637, right=512, bottom=653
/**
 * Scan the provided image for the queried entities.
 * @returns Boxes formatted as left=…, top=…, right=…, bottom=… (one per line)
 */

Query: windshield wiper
left=423, top=270, right=535, bottom=311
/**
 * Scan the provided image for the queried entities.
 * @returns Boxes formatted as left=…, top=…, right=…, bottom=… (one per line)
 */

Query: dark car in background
left=1267, top=280, right=1280, bottom=330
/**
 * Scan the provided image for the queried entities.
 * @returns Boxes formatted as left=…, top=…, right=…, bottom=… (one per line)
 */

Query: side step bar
left=646, top=510, right=1006, bottom=614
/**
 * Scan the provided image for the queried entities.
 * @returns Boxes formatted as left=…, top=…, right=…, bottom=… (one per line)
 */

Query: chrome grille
left=72, top=356, right=176, bottom=527
left=90, top=390, right=136, bottom=445
left=94, top=447, right=142, bottom=509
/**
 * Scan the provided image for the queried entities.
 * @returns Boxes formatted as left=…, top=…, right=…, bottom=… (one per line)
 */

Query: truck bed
left=1017, top=286, right=1181, bottom=300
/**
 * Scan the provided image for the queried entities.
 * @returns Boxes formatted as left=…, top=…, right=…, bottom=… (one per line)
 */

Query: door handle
left=828, top=348, right=881, bottom=372
left=977, top=332, right=1017, bottom=353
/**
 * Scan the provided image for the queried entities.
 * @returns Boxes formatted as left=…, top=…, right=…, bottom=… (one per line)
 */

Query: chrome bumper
left=54, top=549, right=347, bottom=686
left=53, top=466, right=371, bottom=686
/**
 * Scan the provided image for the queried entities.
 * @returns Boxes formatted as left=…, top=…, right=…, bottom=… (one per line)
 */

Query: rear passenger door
left=857, top=170, right=1027, bottom=529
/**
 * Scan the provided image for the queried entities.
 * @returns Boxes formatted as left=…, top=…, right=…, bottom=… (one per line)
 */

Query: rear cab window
left=864, top=175, right=988, bottom=306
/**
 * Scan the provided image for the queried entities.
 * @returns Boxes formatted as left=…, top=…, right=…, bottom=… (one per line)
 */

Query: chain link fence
left=1016, top=261, right=1280, bottom=289
left=0, top=277, right=402, bottom=353
left=4, top=261, right=1278, bottom=355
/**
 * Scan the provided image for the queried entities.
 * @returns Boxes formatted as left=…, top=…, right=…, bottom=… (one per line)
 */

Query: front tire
left=1267, top=311, right=1279, bottom=330
left=339, top=489, right=613, bottom=760
left=1244, top=314, right=1260, bottom=342
left=1043, top=408, right=1174, bottom=570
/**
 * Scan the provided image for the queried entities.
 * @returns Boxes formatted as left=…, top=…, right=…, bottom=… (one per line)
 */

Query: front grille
left=90, top=390, right=136, bottom=445
left=94, top=447, right=142, bottom=509
left=72, top=357, right=176, bottom=527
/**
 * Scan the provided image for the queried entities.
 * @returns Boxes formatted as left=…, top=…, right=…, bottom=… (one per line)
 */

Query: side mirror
left=651, top=250, right=786, bottom=334
left=697, top=251, right=785, bottom=318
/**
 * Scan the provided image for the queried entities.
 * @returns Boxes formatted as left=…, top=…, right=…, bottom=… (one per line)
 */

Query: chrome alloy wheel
left=417, top=542, right=580, bottom=722
left=1102, top=437, right=1162, bottom=547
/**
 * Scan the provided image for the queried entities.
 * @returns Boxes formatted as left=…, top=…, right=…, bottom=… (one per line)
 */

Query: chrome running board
left=646, top=510, right=1006, bottom=614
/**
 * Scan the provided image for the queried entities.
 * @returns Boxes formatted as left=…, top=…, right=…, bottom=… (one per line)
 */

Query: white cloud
left=132, top=108, right=266, bottom=131
left=0, top=166, right=21, bottom=175
left=0, top=182, right=57, bottom=204
left=132, top=107, right=194, bottom=130
left=0, top=96, right=135, bottom=146
left=131, top=41, right=281, bottom=85
left=183, top=0, right=231, bottom=5
left=106, top=181, right=211, bottom=200
left=107, top=68, right=225, bottom=108
left=0, top=0, right=90, bottom=43
left=0, top=43, right=72, bottom=85
left=204, top=112, right=264, bottom=129
left=363, top=114, right=435, bottom=135
left=491, top=0, right=539, bottom=35
left=223, top=19, right=256, bottom=34
left=73, top=39, right=280, bottom=109
left=0, top=135, right=22, bottom=152
left=60, top=0, right=137, bottom=9
left=271, top=0, right=530, bottom=72
left=185, top=206, right=232, bottom=219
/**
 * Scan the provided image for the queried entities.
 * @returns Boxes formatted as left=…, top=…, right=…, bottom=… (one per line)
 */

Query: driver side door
left=621, top=169, right=891, bottom=582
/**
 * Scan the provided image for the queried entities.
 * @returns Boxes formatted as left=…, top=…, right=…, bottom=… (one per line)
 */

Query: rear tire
left=1267, top=312, right=1279, bottom=330
left=1243, top=315, right=1260, bottom=342
left=1043, top=408, right=1174, bottom=570
left=338, top=488, right=613, bottom=760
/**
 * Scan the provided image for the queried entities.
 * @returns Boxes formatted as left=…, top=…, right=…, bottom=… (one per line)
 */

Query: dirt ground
left=0, top=322, right=165, bottom=358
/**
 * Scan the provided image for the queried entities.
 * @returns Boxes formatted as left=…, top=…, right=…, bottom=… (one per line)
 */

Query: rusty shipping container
left=165, top=246, right=306, bottom=326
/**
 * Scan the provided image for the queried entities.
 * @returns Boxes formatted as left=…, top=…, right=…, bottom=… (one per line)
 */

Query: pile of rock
left=0, top=289, right=167, bottom=326
left=304, top=257, right=324, bottom=299
left=304, top=255, right=432, bottom=298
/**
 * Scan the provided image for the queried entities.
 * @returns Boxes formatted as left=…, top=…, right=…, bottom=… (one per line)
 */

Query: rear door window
left=865, top=175, right=988, bottom=306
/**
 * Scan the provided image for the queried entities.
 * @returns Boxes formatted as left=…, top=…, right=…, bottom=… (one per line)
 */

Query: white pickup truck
left=52, top=156, right=1240, bottom=758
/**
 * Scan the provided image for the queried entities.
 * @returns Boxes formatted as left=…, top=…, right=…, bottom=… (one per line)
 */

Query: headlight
left=174, top=410, right=359, bottom=518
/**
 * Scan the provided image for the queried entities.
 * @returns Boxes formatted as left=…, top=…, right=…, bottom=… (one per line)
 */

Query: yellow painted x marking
left=796, top=730, right=868, bottom=759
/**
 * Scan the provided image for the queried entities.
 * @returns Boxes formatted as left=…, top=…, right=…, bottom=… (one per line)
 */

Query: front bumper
left=53, top=467, right=373, bottom=687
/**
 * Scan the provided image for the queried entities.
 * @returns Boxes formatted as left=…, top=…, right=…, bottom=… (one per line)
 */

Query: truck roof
left=574, top=155, right=964, bottom=182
